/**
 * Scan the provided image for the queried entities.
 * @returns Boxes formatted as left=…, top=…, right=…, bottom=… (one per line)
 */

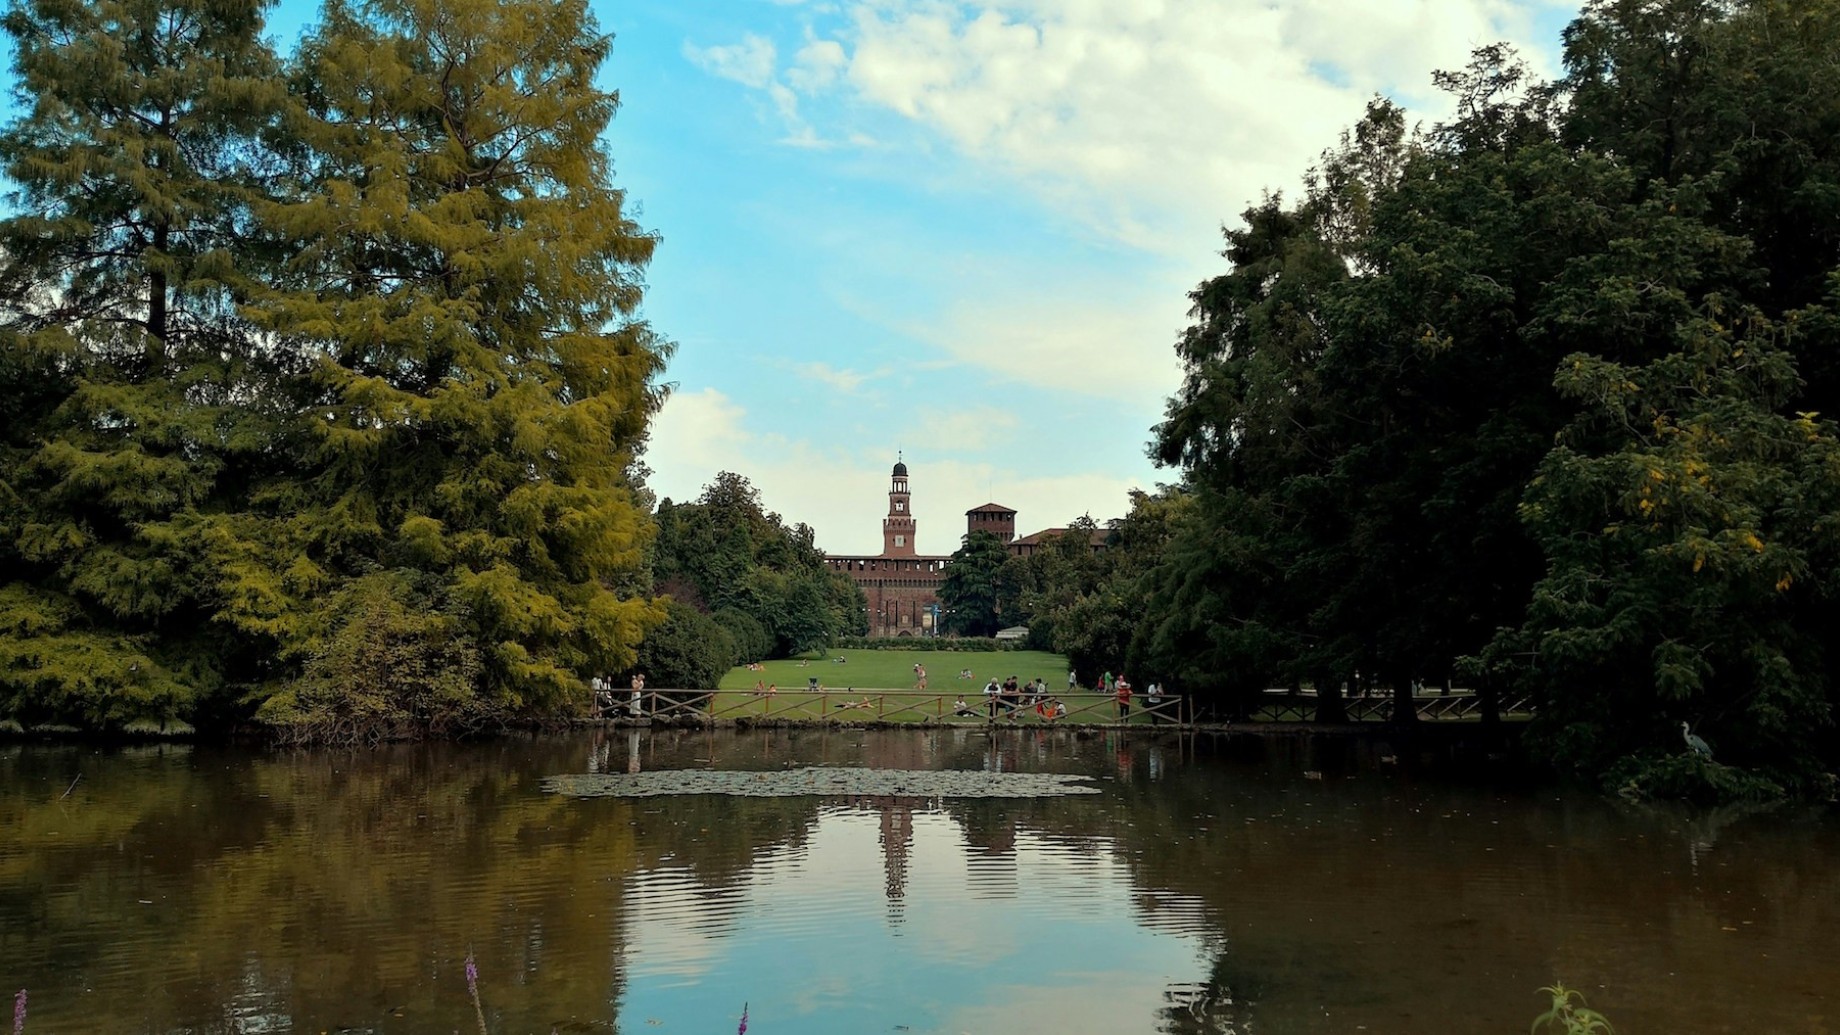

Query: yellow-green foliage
left=258, top=572, right=484, bottom=743
left=244, top=0, right=666, bottom=721
left=0, top=0, right=667, bottom=736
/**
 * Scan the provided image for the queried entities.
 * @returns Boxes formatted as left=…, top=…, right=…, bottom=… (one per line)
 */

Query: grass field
left=701, top=648, right=1180, bottom=724
left=718, top=648, right=1074, bottom=693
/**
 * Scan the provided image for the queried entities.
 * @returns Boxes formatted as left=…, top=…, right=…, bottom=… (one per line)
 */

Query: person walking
left=1115, top=676, right=1132, bottom=722
left=1067, top=669, right=1077, bottom=692
left=914, top=663, right=928, bottom=691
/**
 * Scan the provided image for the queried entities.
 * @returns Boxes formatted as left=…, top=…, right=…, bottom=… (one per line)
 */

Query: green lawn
left=719, top=647, right=1074, bottom=693
left=701, top=648, right=1182, bottom=724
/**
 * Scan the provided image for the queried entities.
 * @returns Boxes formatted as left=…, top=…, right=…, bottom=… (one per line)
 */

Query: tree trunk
left=1311, top=669, right=1347, bottom=724
left=1390, top=667, right=1418, bottom=725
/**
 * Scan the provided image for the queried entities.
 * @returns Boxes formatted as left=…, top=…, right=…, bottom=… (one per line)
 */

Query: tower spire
left=884, top=455, right=915, bottom=556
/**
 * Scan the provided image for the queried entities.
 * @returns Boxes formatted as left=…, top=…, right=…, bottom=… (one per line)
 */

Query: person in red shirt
left=1115, top=676, right=1132, bottom=721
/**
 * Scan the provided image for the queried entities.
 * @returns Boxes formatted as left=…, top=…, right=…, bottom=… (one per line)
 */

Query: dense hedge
left=831, top=637, right=1032, bottom=652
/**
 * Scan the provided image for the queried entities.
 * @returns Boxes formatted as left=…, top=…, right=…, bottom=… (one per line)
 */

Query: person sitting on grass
left=766, top=683, right=778, bottom=695
left=753, top=679, right=765, bottom=695
left=959, top=668, right=973, bottom=679
left=953, top=697, right=977, bottom=717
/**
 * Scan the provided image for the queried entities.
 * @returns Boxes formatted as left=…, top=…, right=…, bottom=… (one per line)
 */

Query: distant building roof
left=1011, top=527, right=1110, bottom=548
left=966, top=502, right=1017, bottom=515
left=893, top=460, right=908, bottom=477
left=995, top=626, right=1029, bottom=640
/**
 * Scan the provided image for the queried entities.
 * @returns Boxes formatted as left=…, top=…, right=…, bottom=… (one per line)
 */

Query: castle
left=824, top=458, right=1105, bottom=637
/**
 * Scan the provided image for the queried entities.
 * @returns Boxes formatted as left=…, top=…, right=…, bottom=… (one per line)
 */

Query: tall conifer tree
left=248, top=0, right=665, bottom=723
left=0, top=0, right=282, bottom=728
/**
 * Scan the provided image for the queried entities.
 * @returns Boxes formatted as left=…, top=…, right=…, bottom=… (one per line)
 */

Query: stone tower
left=882, top=456, right=916, bottom=557
left=965, top=502, right=1017, bottom=544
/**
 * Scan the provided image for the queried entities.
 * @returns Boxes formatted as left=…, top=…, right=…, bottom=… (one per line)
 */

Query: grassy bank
left=719, top=648, right=1076, bottom=693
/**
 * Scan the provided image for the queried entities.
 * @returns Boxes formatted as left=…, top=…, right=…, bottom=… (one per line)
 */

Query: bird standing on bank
left=1681, top=721, right=1713, bottom=759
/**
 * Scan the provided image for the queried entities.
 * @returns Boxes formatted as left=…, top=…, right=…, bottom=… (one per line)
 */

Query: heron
left=1681, top=721, right=1713, bottom=759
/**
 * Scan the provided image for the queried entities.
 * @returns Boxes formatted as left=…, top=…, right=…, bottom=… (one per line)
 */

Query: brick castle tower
left=882, top=456, right=916, bottom=556
left=826, top=457, right=1089, bottom=637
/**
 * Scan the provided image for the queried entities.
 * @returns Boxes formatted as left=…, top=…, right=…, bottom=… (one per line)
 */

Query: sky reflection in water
left=3, top=728, right=1838, bottom=1034
left=619, top=806, right=1209, bottom=1035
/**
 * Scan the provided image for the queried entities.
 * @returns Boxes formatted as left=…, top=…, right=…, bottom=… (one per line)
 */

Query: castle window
left=894, top=535, right=905, bottom=547
left=895, top=501, right=904, bottom=512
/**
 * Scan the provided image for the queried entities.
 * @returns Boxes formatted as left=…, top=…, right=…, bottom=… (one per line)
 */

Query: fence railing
left=598, top=688, right=1189, bottom=726
left=1252, top=687, right=1535, bottom=722
left=593, top=687, right=1532, bottom=725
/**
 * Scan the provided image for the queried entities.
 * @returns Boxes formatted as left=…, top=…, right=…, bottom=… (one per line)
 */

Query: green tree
left=628, top=600, right=735, bottom=691
left=245, top=0, right=665, bottom=725
left=650, top=472, right=858, bottom=656
left=0, top=0, right=285, bottom=729
left=1147, top=13, right=1840, bottom=787
left=939, top=530, right=1011, bottom=637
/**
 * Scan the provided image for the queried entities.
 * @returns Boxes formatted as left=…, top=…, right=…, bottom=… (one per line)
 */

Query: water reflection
left=2, top=731, right=1838, bottom=1034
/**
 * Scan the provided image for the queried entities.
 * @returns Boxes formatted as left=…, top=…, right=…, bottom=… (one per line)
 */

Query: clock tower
left=882, top=456, right=916, bottom=556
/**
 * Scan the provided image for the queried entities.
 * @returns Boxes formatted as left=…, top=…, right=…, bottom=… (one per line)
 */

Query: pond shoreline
left=0, top=713, right=1530, bottom=745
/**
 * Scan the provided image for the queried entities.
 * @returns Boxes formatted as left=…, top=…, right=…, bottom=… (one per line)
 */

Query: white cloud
left=915, top=405, right=1019, bottom=452
left=910, top=278, right=1189, bottom=401
left=788, top=38, right=847, bottom=93
left=692, top=1, right=1569, bottom=252
left=683, top=33, right=778, bottom=89
left=793, top=361, right=885, bottom=391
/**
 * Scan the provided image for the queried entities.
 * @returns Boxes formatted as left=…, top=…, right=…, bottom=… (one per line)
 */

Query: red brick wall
left=827, top=556, right=946, bottom=637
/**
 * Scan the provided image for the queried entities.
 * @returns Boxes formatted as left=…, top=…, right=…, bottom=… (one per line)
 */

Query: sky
left=5, top=0, right=1585, bottom=557
left=603, top=0, right=1583, bottom=555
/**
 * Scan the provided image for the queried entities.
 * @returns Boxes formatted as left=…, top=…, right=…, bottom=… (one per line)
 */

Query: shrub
left=1607, top=752, right=1785, bottom=805
left=712, top=608, right=772, bottom=665
left=257, top=572, right=487, bottom=744
left=627, top=601, right=735, bottom=690
left=830, top=636, right=1030, bottom=652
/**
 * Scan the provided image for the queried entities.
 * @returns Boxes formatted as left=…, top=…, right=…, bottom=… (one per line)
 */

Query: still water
left=3, top=728, right=1837, bottom=1034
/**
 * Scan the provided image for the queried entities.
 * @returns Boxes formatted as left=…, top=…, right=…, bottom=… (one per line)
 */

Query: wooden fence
left=598, top=688, right=1189, bottom=726
left=1252, top=687, right=1535, bottom=722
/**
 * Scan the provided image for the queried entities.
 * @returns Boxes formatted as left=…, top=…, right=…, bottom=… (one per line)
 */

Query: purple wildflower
left=464, top=951, right=479, bottom=998
left=738, top=1001, right=748, bottom=1035
left=13, top=989, right=24, bottom=1035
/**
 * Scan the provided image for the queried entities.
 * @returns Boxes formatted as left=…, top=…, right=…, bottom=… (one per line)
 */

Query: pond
left=2, top=728, right=1836, bottom=1034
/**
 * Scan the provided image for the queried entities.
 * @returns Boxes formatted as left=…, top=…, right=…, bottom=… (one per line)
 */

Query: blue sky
left=601, top=0, right=1583, bottom=555
left=5, top=0, right=1584, bottom=556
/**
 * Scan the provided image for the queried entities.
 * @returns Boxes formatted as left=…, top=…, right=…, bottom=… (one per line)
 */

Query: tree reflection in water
left=3, top=730, right=1839, bottom=1034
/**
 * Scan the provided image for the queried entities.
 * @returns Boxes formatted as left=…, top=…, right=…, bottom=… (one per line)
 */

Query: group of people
left=1080, top=671, right=1168, bottom=721
left=948, top=675, right=1067, bottom=721
left=591, top=673, right=646, bottom=717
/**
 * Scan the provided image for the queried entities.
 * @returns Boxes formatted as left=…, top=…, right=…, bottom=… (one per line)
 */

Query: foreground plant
left=464, top=951, right=486, bottom=1035
left=1532, top=983, right=1613, bottom=1035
